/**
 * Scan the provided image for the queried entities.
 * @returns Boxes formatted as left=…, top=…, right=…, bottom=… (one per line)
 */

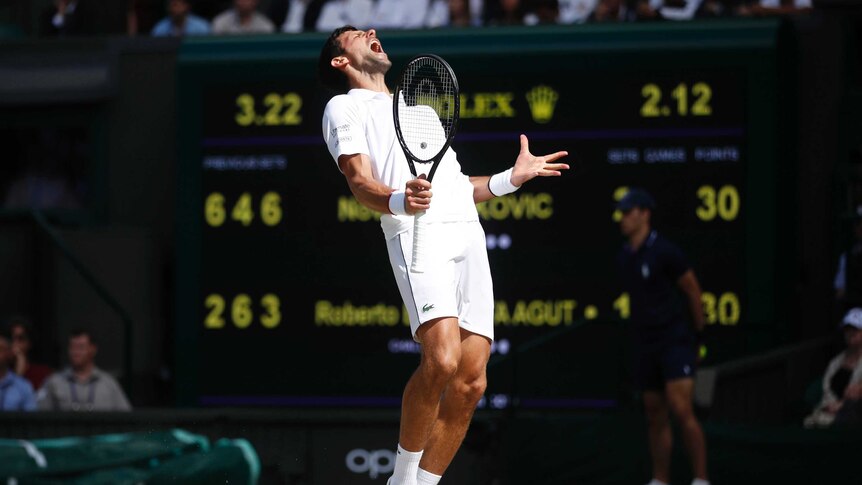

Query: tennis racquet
left=392, top=54, right=460, bottom=273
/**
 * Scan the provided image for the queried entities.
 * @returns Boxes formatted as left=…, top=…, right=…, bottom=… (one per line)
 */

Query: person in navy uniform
left=616, top=188, right=710, bottom=485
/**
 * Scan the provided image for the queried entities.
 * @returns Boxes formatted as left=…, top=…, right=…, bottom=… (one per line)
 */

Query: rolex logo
left=525, top=85, right=559, bottom=124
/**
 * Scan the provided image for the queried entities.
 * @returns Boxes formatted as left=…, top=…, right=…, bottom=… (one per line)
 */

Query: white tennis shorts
left=386, top=220, right=494, bottom=343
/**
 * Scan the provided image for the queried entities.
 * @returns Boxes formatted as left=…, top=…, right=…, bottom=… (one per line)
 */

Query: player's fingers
left=519, top=134, right=530, bottom=154
left=542, top=151, right=568, bottom=163
left=410, top=179, right=431, bottom=193
left=410, top=196, right=431, bottom=210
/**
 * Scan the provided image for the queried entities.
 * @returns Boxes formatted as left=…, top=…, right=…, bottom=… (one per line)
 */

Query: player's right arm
left=323, top=95, right=429, bottom=216
left=337, top=153, right=428, bottom=215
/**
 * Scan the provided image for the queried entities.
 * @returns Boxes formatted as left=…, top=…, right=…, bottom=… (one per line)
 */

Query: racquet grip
left=410, top=211, right=428, bottom=273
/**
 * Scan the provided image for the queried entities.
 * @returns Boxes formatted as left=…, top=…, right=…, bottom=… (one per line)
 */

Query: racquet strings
left=396, top=57, right=456, bottom=163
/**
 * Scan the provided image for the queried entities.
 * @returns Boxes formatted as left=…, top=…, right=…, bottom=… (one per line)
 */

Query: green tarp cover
left=0, top=429, right=259, bottom=484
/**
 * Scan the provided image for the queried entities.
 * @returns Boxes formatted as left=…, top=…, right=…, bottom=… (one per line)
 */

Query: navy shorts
left=632, top=322, right=697, bottom=391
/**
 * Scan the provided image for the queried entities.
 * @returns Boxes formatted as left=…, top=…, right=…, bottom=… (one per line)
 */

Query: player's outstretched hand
left=511, top=134, right=570, bottom=187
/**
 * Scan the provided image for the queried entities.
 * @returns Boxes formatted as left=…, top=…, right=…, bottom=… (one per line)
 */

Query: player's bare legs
left=643, top=390, right=672, bottom=484
left=665, top=378, right=708, bottom=481
left=399, top=317, right=464, bottom=453
left=419, top=329, right=491, bottom=474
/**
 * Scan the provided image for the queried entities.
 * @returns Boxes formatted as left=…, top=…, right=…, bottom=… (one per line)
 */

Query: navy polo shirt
left=617, top=231, right=690, bottom=328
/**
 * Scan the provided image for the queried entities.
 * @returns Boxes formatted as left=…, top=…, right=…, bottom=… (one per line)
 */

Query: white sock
left=417, top=467, right=442, bottom=485
left=647, top=480, right=669, bottom=485
left=691, top=479, right=710, bottom=485
left=389, top=444, right=422, bottom=485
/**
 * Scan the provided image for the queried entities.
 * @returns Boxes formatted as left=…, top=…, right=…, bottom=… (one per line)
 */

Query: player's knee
left=421, top=349, right=460, bottom=383
left=452, top=374, right=487, bottom=405
left=464, top=376, right=487, bottom=404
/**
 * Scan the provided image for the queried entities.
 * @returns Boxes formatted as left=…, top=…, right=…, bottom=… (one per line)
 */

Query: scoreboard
left=175, top=20, right=792, bottom=407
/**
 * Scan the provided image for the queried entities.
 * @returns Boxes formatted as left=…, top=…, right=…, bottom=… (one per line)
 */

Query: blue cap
left=617, top=188, right=656, bottom=211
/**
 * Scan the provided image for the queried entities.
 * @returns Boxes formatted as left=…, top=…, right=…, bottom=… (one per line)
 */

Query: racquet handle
left=410, top=210, right=428, bottom=273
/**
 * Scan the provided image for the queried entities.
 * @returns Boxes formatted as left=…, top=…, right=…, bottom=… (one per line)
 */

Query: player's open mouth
left=370, top=40, right=383, bottom=54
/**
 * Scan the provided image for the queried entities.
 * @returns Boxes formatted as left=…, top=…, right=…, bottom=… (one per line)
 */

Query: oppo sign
left=345, top=448, right=395, bottom=479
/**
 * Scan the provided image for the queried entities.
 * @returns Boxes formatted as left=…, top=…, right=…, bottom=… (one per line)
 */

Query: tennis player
left=319, top=26, right=569, bottom=485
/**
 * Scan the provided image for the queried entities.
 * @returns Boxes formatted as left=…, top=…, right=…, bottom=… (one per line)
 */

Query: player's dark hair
left=317, top=25, right=358, bottom=95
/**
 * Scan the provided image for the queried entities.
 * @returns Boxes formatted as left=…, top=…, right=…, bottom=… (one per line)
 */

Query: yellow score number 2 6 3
left=205, top=293, right=282, bottom=329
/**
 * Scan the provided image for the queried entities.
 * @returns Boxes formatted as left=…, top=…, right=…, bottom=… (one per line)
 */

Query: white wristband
left=488, top=167, right=519, bottom=196
left=388, top=190, right=408, bottom=215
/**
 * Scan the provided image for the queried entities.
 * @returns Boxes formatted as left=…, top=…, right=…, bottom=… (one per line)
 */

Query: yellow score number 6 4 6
left=205, top=192, right=282, bottom=227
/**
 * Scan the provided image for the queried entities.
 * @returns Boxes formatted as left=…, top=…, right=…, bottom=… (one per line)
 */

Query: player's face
left=336, top=28, right=391, bottom=75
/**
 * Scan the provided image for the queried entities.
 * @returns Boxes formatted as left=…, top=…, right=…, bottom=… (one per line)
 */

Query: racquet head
left=393, top=54, right=460, bottom=167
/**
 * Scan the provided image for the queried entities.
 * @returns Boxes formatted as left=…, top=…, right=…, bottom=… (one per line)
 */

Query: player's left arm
left=677, top=269, right=705, bottom=333
left=470, top=134, right=569, bottom=203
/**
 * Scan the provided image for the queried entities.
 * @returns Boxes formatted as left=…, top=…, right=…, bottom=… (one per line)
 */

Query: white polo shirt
left=322, top=88, right=478, bottom=240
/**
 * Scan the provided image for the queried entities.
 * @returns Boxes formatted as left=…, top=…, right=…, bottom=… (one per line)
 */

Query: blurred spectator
left=128, top=0, right=166, bottom=35
left=736, top=0, right=811, bottom=17
left=449, top=0, right=473, bottom=27
left=372, top=0, right=429, bottom=29
left=834, top=205, right=862, bottom=315
left=0, top=327, right=36, bottom=412
left=694, top=0, right=731, bottom=17
left=276, top=0, right=308, bottom=32
left=315, top=0, right=373, bottom=31
left=525, top=0, right=560, bottom=24
left=40, top=0, right=98, bottom=36
left=212, top=0, right=275, bottom=34
left=558, top=0, right=599, bottom=23
left=804, top=308, right=862, bottom=428
left=37, top=329, right=131, bottom=412
left=630, top=0, right=661, bottom=20
left=39, top=0, right=127, bottom=36
left=468, top=0, right=485, bottom=26
left=639, top=0, right=703, bottom=20
left=151, top=0, right=211, bottom=36
left=6, top=316, right=54, bottom=391
left=588, top=0, right=637, bottom=21
left=486, top=0, right=527, bottom=25
left=651, top=0, right=702, bottom=20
